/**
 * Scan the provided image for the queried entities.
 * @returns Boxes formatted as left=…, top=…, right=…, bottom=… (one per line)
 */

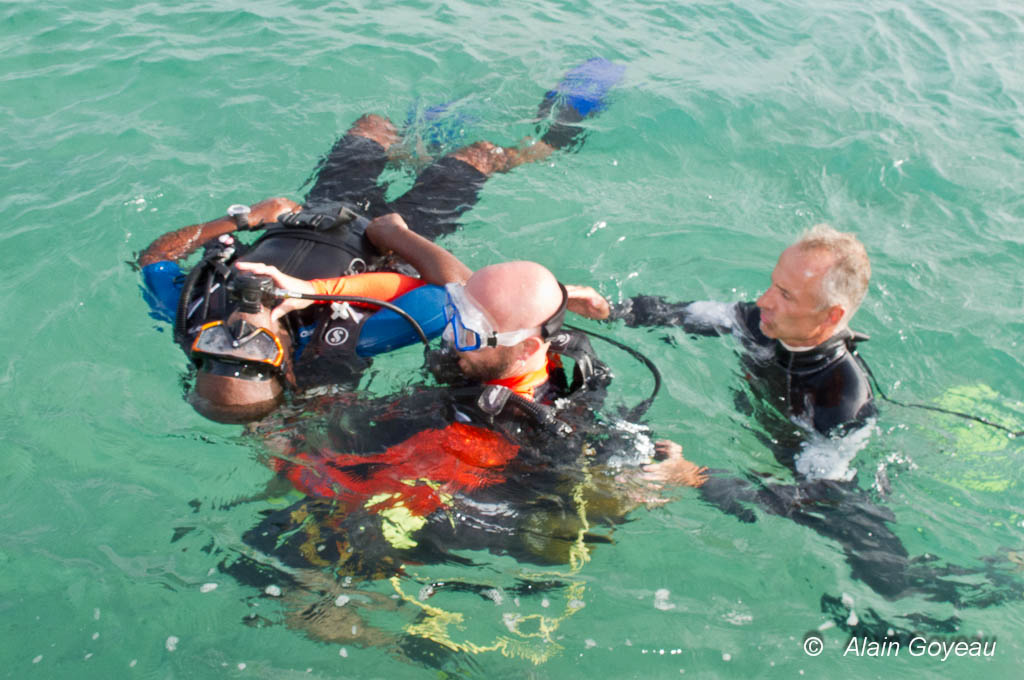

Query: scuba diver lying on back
left=137, top=58, right=627, bottom=424
left=141, top=205, right=468, bottom=423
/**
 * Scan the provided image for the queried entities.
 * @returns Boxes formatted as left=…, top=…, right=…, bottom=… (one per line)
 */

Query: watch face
left=227, top=204, right=251, bottom=228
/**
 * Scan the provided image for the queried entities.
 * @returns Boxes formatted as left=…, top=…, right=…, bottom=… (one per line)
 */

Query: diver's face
left=756, top=246, right=835, bottom=347
left=454, top=344, right=521, bottom=382
left=227, top=306, right=296, bottom=385
left=189, top=306, right=296, bottom=423
left=191, top=369, right=284, bottom=423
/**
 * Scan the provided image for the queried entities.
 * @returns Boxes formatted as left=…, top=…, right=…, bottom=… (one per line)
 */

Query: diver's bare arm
left=566, top=285, right=611, bottom=320
left=366, top=213, right=472, bottom=285
left=137, top=197, right=300, bottom=267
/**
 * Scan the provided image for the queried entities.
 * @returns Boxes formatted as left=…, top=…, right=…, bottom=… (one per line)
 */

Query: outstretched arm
left=137, top=197, right=299, bottom=267
left=366, top=213, right=472, bottom=285
left=564, top=286, right=740, bottom=337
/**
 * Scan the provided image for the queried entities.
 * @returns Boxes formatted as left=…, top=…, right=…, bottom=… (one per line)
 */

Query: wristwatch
left=227, top=204, right=252, bottom=229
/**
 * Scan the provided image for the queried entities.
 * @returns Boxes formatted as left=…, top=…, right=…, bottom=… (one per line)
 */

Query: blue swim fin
left=537, top=57, right=625, bottom=150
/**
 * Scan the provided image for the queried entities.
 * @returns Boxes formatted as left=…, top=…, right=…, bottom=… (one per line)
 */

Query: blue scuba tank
left=355, top=284, right=447, bottom=357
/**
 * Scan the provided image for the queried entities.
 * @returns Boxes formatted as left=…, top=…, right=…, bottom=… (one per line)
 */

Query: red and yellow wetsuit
left=273, top=360, right=559, bottom=518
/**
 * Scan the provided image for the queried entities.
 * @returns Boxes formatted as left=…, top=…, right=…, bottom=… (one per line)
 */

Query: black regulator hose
left=174, top=262, right=208, bottom=344
left=506, top=390, right=562, bottom=429
left=563, top=322, right=662, bottom=420
left=278, top=292, right=431, bottom=347
left=862, top=361, right=1023, bottom=438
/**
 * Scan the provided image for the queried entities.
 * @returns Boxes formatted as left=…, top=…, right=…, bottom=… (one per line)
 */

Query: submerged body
left=612, top=294, right=1020, bottom=611
left=240, top=329, right=647, bottom=577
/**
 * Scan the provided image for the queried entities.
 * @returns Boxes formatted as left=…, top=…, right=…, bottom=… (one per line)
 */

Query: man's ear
left=517, top=336, right=545, bottom=361
left=826, top=305, right=845, bottom=326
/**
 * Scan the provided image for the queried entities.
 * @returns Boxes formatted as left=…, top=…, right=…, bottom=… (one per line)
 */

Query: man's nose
left=756, top=289, right=772, bottom=308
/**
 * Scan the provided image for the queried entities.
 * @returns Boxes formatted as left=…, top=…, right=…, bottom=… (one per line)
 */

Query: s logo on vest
left=324, top=326, right=350, bottom=347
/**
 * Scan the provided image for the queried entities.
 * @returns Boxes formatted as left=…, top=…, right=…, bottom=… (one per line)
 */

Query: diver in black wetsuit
left=234, top=260, right=683, bottom=575
left=139, top=56, right=629, bottom=425
left=576, top=223, right=875, bottom=444
left=613, top=297, right=874, bottom=442
left=215, top=261, right=685, bottom=665
left=572, top=225, right=1019, bottom=615
left=571, top=222, right=876, bottom=483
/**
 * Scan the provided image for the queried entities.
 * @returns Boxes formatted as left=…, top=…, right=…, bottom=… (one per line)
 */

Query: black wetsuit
left=611, top=296, right=876, bottom=442
left=304, top=134, right=486, bottom=240
left=612, top=295, right=1015, bottom=613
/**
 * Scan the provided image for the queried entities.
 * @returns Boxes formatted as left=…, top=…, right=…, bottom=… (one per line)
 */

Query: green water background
left=1, top=0, right=1022, bottom=678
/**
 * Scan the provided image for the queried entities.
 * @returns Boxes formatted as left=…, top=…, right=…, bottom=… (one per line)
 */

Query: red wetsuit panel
left=275, top=422, right=520, bottom=516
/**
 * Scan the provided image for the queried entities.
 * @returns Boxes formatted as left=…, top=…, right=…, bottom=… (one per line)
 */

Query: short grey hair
left=793, top=223, right=871, bottom=323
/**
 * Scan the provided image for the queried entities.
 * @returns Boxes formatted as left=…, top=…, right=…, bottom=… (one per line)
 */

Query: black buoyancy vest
left=176, top=205, right=381, bottom=346
left=236, top=206, right=379, bottom=280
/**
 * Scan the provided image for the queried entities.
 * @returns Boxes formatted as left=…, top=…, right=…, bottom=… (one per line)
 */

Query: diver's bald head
left=465, top=261, right=563, bottom=333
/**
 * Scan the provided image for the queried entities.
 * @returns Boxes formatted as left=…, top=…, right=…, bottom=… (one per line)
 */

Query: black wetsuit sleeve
left=608, top=296, right=742, bottom=337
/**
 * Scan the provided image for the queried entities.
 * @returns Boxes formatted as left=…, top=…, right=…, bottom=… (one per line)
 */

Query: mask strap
left=540, top=283, right=568, bottom=339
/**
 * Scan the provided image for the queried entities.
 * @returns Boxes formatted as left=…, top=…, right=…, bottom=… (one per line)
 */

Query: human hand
left=233, top=262, right=315, bottom=321
left=247, top=197, right=300, bottom=227
left=611, top=440, right=706, bottom=511
left=641, top=440, right=708, bottom=488
left=566, top=285, right=611, bottom=320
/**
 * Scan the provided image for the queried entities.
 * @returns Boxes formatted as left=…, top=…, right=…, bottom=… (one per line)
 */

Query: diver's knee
left=349, top=114, right=399, bottom=149
left=450, top=141, right=510, bottom=175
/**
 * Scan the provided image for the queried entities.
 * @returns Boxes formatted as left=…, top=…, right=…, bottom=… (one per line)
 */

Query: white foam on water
left=654, top=589, right=676, bottom=611
left=794, top=421, right=874, bottom=481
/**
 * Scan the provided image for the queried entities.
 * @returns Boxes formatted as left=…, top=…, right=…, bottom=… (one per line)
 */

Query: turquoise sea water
left=2, top=0, right=1023, bottom=678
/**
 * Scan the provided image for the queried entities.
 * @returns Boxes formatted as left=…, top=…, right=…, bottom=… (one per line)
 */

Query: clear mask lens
left=442, top=282, right=541, bottom=352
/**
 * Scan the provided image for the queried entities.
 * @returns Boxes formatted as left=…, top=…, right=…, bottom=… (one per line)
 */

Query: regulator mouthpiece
left=228, top=273, right=277, bottom=314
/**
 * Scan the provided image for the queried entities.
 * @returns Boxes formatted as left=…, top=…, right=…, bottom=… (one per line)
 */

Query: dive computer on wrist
left=227, top=204, right=252, bottom=229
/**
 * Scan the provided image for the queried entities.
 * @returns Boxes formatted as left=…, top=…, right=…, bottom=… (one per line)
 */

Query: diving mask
left=442, top=282, right=567, bottom=352
left=191, top=319, right=285, bottom=376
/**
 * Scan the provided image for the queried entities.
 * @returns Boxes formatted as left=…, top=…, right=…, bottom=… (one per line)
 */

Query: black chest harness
left=174, top=204, right=380, bottom=352
left=442, top=330, right=613, bottom=437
